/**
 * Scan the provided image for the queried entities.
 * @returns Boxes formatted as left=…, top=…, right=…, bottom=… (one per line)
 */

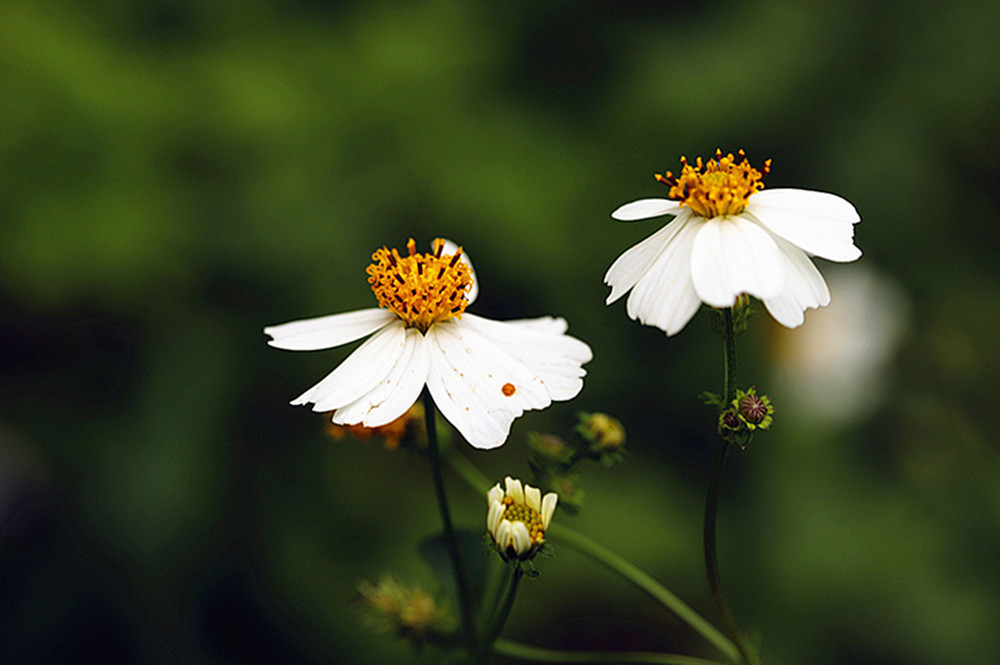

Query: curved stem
left=422, top=390, right=481, bottom=663
left=548, top=523, right=740, bottom=664
left=494, top=639, right=729, bottom=665
left=438, top=445, right=739, bottom=663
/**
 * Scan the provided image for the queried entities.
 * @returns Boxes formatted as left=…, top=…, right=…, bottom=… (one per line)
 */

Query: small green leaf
left=699, top=391, right=723, bottom=407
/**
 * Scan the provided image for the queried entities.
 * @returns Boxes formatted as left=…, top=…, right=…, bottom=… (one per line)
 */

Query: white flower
left=487, top=476, right=558, bottom=561
left=605, top=150, right=862, bottom=335
left=265, top=238, right=592, bottom=450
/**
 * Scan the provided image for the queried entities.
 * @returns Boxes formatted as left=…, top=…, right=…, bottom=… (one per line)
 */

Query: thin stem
left=702, top=309, right=758, bottom=665
left=548, top=523, right=740, bottom=664
left=477, top=559, right=512, bottom=639
left=437, top=446, right=739, bottom=663
left=486, top=562, right=524, bottom=647
left=722, top=308, right=738, bottom=404
left=493, top=639, right=729, bottom=665
left=422, top=390, right=481, bottom=663
left=703, top=441, right=746, bottom=661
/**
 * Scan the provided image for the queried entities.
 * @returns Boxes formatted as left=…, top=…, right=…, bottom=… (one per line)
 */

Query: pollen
left=367, top=238, right=475, bottom=333
left=500, top=496, right=546, bottom=544
left=501, top=383, right=516, bottom=396
left=655, top=149, right=771, bottom=218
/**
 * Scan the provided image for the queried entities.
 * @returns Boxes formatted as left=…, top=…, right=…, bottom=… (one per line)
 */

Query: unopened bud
left=735, top=387, right=773, bottom=431
left=577, top=412, right=626, bottom=450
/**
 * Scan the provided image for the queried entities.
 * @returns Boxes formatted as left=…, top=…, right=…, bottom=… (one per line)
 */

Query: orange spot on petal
left=502, top=383, right=516, bottom=397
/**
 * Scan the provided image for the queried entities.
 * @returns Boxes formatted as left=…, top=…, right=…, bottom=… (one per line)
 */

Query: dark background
left=2, top=1, right=999, bottom=663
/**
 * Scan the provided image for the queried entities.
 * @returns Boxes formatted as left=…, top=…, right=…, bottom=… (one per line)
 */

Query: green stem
left=702, top=309, right=758, bottom=665
left=548, top=523, right=740, bottom=664
left=493, top=639, right=729, bottom=665
left=477, top=559, right=511, bottom=639
left=722, top=308, right=738, bottom=404
left=438, top=447, right=738, bottom=663
left=703, top=441, right=747, bottom=661
left=486, top=562, right=524, bottom=647
left=422, top=390, right=481, bottom=663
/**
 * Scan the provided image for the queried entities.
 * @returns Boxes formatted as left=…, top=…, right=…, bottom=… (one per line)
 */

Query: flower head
left=367, top=238, right=474, bottom=332
left=605, top=150, right=861, bottom=335
left=487, top=476, right=558, bottom=561
left=266, top=239, right=592, bottom=450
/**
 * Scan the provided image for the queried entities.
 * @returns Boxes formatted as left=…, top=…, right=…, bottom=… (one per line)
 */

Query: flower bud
left=356, top=575, right=454, bottom=644
left=735, top=387, right=773, bottom=431
left=576, top=412, right=626, bottom=450
left=487, top=476, right=558, bottom=561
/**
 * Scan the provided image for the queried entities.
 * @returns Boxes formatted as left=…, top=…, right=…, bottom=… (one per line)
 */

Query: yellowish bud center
left=501, top=496, right=546, bottom=544
left=367, top=238, right=474, bottom=332
left=655, top=149, right=771, bottom=218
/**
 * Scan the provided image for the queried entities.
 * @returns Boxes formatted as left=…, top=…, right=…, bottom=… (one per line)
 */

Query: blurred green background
left=2, top=0, right=999, bottom=663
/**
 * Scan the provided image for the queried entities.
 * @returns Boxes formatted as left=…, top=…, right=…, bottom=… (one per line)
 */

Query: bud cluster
left=718, top=387, right=774, bottom=448
left=525, top=412, right=626, bottom=513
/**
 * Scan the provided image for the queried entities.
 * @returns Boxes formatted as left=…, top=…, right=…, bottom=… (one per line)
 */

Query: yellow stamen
left=655, top=149, right=771, bottom=218
left=367, top=238, right=474, bottom=333
left=500, top=497, right=546, bottom=544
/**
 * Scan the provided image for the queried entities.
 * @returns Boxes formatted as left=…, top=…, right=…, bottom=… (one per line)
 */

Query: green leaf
left=419, top=529, right=490, bottom=612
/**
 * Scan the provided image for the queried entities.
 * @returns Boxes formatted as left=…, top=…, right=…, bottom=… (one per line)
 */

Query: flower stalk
left=493, top=639, right=730, bottom=665
left=486, top=561, right=525, bottom=648
left=702, top=309, right=759, bottom=665
left=548, top=523, right=740, bottom=663
left=439, top=442, right=739, bottom=663
left=422, top=389, right=481, bottom=662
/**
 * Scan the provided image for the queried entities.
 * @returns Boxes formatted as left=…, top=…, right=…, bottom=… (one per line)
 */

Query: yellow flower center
left=501, top=496, right=546, bottom=544
left=655, top=149, right=771, bottom=218
left=367, top=238, right=474, bottom=333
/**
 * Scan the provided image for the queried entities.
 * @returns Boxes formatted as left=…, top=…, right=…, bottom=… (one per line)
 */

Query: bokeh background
left=2, top=0, right=999, bottom=663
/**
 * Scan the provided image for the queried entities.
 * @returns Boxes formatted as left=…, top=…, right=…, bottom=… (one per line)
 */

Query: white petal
left=605, top=211, right=693, bottom=305
left=540, top=493, right=558, bottom=528
left=494, top=316, right=567, bottom=335
left=440, top=238, right=479, bottom=305
left=747, top=189, right=861, bottom=262
left=487, top=500, right=505, bottom=534
left=524, top=484, right=541, bottom=513
left=494, top=520, right=512, bottom=548
left=487, top=484, right=504, bottom=506
left=611, top=198, right=681, bottom=221
left=434, top=320, right=556, bottom=414
left=331, top=328, right=430, bottom=427
left=690, top=216, right=786, bottom=307
left=265, top=308, right=396, bottom=351
left=624, top=214, right=703, bottom=335
left=762, top=237, right=832, bottom=328
left=425, top=327, right=516, bottom=450
left=505, top=477, right=525, bottom=505
left=510, top=521, right=532, bottom=555
left=291, top=321, right=407, bottom=412
left=459, top=314, right=591, bottom=402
